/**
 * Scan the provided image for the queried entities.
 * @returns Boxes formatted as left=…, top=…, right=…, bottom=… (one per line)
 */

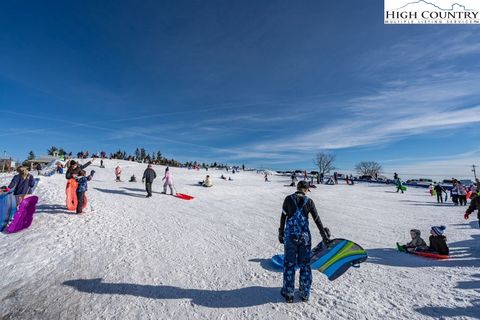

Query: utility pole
left=473, top=164, right=477, bottom=180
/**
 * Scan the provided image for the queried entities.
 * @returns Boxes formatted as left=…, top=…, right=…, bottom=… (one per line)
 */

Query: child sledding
left=397, top=226, right=449, bottom=259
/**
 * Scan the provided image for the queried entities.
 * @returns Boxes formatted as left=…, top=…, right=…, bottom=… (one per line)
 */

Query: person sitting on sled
left=426, top=226, right=449, bottom=255
left=397, top=229, right=428, bottom=253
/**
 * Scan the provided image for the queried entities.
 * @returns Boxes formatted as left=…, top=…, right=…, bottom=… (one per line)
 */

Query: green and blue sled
left=272, top=238, right=368, bottom=281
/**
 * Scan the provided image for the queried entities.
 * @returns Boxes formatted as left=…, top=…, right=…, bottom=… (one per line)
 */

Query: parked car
left=358, top=175, right=373, bottom=181
left=459, top=179, right=474, bottom=186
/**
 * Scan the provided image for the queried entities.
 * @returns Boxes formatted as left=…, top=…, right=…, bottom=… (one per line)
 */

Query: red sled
left=66, top=179, right=87, bottom=211
left=413, top=251, right=449, bottom=260
left=176, top=193, right=194, bottom=200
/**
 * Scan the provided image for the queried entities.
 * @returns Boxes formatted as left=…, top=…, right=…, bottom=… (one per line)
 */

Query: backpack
left=285, top=195, right=310, bottom=245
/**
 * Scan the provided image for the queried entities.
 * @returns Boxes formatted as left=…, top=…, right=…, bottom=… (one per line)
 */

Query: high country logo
left=385, top=0, right=480, bottom=24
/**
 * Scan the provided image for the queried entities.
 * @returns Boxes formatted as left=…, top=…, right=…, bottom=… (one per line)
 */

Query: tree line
left=314, top=152, right=383, bottom=177
left=26, top=146, right=239, bottom=169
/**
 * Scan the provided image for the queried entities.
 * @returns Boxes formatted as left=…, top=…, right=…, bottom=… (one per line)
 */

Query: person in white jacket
left=162, top=167, right=175, bottom=195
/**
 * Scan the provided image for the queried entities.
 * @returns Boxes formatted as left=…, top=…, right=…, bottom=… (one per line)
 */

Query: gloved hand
left=464, top=212, right=470, bottom=220
left=324, top=227, right=331, bottom=239
left=90, top=170, right=95, bottom=176
left=142, top=179, right=145, bottom=183
left=278, top=228, right=284, bottom=244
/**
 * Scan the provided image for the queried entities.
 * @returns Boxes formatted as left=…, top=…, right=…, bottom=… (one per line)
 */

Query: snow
left=1, top=159, right=479, bottom=319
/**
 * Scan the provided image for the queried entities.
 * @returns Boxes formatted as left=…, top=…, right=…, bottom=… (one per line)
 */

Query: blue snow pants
left=282, top=237, right=312, bottom=298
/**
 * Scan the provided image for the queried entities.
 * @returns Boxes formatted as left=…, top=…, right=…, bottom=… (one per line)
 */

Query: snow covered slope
left=0, top=159, right=479, bottom=319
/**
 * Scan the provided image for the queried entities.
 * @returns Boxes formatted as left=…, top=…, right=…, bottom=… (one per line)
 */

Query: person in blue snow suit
left=75, top=170, right=95, bottom=214
left=278, top=180, right=330, bottom=303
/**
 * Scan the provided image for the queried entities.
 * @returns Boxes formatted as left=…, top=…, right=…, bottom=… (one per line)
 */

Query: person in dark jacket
left=464, top=192, right=480, bottom=227
left=75, top=170, right=95, bottom=214
left=278, top=180, right=330, bottom=303
left=427, top=226, right=449, bottom=255
left=35, top=163, right=42, bottom=175
left=65, top=160, right=92, bottom=180
left=142, top=164, right=157, bottom=198
left=434, top=183, right=446, bottom=203
left=8, top=166, right=36, bottom=203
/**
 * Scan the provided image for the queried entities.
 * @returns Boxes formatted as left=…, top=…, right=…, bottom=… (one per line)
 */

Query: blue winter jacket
left=76, top=175, right=93, bottom=193
left=8, top=174, right=35, bottom=196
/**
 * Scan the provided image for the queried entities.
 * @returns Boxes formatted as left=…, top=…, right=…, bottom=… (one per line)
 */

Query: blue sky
left=1, top=0, right=479, bottom=178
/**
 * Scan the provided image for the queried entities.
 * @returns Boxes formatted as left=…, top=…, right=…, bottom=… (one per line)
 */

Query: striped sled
left=272, top=239, right=368, bottom=281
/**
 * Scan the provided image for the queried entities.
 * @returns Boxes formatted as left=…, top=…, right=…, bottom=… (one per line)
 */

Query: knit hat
left=297, top=180, right=310, bottom=191
left=431, top=225, right=446, bottom=236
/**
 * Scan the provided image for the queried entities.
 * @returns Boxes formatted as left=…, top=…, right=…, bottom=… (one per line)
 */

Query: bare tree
left=314, top=152, right=336, bottom=175
left=355, top=161, right=382, bottom=177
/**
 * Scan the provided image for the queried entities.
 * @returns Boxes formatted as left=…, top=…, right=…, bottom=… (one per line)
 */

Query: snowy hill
left=1, top=159, right=479, bottom=319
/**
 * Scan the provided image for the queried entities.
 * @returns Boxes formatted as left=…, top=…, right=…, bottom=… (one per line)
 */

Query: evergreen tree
left=47, top=146, right=58, bottom=156
left=27, top=151, right=35, bottom=160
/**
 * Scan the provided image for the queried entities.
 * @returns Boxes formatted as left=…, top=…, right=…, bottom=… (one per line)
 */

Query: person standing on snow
left=162, top=167, right=175, bottom=195
left=434, top=183, right=447, bottom=203
left=278, top=180, right=330, bottom=303
left=395, top=178, right=404, bottom=194
left=464, top=192, right=480, bottom=228
left=142, top=164, right=157, bottom=198
left=457, top=183, right=468, bottom=206
left=291, top=172, right=297, bottom=183
left=8, top=166, right=36, bottom=204
left=75, top=170, right=95, bottom=214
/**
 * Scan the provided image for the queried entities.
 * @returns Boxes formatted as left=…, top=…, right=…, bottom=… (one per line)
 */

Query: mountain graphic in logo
left=394, top=0, right=473, bottom=11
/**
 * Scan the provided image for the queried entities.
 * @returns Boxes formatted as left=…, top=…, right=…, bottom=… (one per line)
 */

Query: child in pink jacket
left=162, top=167, right=175, bottom=195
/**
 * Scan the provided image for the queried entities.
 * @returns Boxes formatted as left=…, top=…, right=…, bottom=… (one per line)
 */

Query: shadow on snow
left=35, top=204, right=74, bottom=215
left=93, top=187, right=145, bottom=198
left=415, top=273, right=480, bottom=318
left=63, top=278, right=281, bottom=308
left=249, top=258, right=282, bottom=273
